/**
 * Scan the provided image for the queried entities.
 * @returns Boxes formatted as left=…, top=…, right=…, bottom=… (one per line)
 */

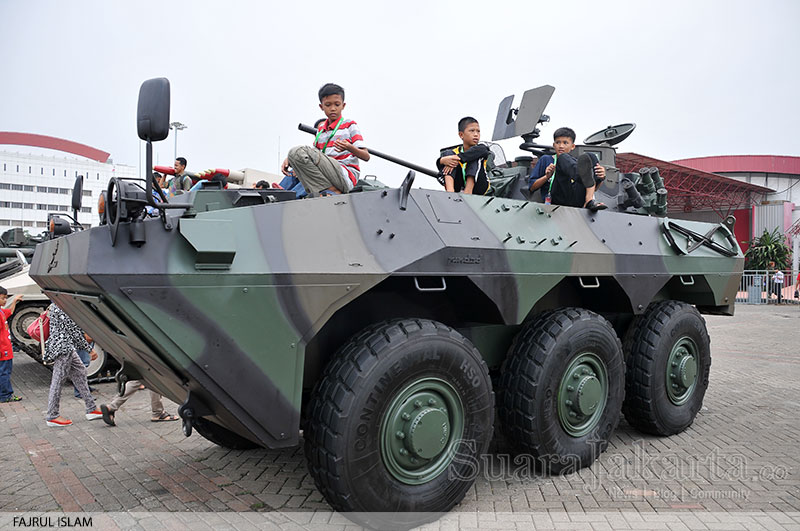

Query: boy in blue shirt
left=527, top=127, right=606, bottom=210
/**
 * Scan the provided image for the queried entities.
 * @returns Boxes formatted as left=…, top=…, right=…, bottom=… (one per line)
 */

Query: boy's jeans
left=73, top=349, right=91, bottom=397
left=0, top=359, right=13, bottom=400
left=278, top=174, right=307, bottom=199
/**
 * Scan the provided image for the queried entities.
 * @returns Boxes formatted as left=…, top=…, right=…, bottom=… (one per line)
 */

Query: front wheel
left=304, top=319, right=494, bottom=528
left=193, top=417, right=261, bottom=450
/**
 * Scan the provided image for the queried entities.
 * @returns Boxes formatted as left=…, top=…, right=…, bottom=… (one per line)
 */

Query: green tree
left=743, top=228, right=791, bottom=270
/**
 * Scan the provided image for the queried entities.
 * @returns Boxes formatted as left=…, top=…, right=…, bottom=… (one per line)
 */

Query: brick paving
left=0, top=304, right=798, bottom=529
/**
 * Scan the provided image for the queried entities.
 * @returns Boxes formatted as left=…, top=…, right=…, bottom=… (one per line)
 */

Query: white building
left=0, top=132, right=136, bottom=230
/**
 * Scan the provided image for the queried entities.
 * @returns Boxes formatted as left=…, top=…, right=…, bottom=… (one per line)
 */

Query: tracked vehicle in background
left=29, top=78, right=742, bottom=528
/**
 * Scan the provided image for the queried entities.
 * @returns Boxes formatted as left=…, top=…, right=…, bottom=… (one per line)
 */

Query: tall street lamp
left=169, top=121, right=187, bottom=161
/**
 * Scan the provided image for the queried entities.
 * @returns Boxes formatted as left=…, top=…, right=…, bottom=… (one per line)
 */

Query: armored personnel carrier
left=29, top=79, right=742, bottom=527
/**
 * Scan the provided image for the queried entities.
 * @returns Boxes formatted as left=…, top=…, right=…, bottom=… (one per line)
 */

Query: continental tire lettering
left=355, top=425, right=374, bottom=451
left=459, top=359, right=481, bottom=388
left=360, top=405, right=374, bottom=423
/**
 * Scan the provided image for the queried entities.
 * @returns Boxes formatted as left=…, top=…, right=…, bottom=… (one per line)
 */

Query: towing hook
left=178, top=405, right=195, bottom=437
left=182, top=417, right=192, bottom=437
left=177, top=391, right=212, bottom=438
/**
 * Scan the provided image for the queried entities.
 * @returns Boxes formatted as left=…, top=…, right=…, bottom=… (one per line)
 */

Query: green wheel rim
left=666, top=336, right=698, bottom=405
left=379, top=377, right=464, bottom=485
left=557, top=353, right=608, bottom=437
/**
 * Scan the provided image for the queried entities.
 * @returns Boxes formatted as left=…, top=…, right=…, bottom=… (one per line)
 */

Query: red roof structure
left=616, top=152, right=772, bottom=216
left=0, top=131, right=110, bottom=163
left=672, top=155, right=800, bottom=175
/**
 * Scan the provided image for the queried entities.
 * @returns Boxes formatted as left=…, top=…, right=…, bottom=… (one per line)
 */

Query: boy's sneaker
left=577, top=153, right=596, bottom=187
left=85, top=410, right=103, bottom=421
left=1, top=395, right=22, bottom=403
left=46, top=418, right=73, bottom=427
left=584, top=199, right=608, bottom=212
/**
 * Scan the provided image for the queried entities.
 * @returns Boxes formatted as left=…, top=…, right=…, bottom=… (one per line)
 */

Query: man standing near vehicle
left=772, top=265, right=784, bottom=304
left=167, top=157, right=192, bottom=196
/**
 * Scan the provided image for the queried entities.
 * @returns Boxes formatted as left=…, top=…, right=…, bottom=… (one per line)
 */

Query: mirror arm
left=146, top=140, right=155, bottom=206
left=145, top=139, right=191, bottom=211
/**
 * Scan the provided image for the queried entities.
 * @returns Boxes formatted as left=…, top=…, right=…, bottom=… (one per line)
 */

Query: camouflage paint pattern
left=29, top=186, right=742, bottom=448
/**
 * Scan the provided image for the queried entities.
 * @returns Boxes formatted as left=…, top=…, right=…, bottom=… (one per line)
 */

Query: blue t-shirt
left=527, top=155, right=554, bottom=189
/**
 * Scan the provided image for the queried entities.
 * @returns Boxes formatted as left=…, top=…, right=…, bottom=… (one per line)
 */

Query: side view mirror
left=72, top=175, right=84, bottom=212
left=137, top=78, right=170, bottom=142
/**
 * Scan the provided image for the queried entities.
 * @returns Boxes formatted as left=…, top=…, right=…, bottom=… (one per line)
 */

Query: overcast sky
left=2, top=0, right=798, bottom=188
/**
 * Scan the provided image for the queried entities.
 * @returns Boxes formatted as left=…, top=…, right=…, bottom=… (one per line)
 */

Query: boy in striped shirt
left=282, top=83, right=370, bottom=196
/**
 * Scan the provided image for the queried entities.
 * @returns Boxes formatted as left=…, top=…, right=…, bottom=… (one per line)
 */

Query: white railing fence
left=736, top=270, right=799, bottom=304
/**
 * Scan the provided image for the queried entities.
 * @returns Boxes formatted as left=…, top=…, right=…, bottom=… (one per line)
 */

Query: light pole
left=169, top=121, right=187, bottom=161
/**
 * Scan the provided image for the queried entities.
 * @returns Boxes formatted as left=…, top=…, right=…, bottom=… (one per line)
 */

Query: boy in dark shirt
left=527, top=127, right=606, bottom=210
left=436, top=117, right=492, bottom=195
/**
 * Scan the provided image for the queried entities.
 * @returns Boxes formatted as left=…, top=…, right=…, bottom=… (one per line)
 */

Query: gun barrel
left=0, top=248, right=33, bottom=257
left=298, top=123, right=439, bottom=178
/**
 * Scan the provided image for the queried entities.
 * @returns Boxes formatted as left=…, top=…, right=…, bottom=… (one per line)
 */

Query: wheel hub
left=666, top=337, right=698, bottom=405
left=557, top=354, right=608, bottom=437
left=380, top=379, right=464, bottom=485
left=575, top=372, right=602, bottom=416
left=407, top=407, right=450, bottom=459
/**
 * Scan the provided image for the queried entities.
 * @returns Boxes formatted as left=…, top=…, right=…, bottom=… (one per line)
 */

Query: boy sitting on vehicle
left=436, top=117, right=492, bottom=195
left=281, top=84, right=370, bottom=196
left=527, top=127, right=607, bottom=211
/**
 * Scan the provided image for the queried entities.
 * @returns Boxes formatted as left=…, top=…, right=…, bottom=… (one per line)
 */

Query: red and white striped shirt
left=315, top=118, right=366, bottom=189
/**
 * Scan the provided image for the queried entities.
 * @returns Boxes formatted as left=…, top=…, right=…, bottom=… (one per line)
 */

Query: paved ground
left=1, top=304, right=799, bottom=530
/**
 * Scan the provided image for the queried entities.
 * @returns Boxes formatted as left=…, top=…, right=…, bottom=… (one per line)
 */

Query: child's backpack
left=26, top=310, right=50, bottom=343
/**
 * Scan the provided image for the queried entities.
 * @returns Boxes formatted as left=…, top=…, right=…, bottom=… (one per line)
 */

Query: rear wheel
left=499, top=308, right=625, bottom=474
left=623, top=301, right=711, bottom=435
left=9, top=303, right=48, bottom=363
left=304, top=318, right=494, bottom=529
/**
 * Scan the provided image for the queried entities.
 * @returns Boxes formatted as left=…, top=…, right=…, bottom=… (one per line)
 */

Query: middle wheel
left=499, top=308, right=625, bottom=474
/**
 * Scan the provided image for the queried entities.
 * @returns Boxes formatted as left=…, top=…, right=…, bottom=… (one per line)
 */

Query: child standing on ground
left=281, top=83, right=369, bottom=196
left=0, top=287, right=23, bottom=403
left=44, top=303, right=102, bottom=426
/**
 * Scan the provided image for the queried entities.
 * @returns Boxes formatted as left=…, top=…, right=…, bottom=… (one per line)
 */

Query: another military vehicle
left=29, top=79, right=742, bottom=528
left=1, top=229, right=49, bottom=360
left=2, top=188, right=117, bottom=380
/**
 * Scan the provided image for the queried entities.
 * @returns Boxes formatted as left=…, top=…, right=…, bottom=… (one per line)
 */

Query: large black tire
left=192, top=417, right=261, bottom=450
left=498, top=308, right=625, bottom=475
left=9, top=303, right=49, bottom=363
left=623, top=300, right=711, bottom=436
left=304, top=318, right=494, bottom=529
